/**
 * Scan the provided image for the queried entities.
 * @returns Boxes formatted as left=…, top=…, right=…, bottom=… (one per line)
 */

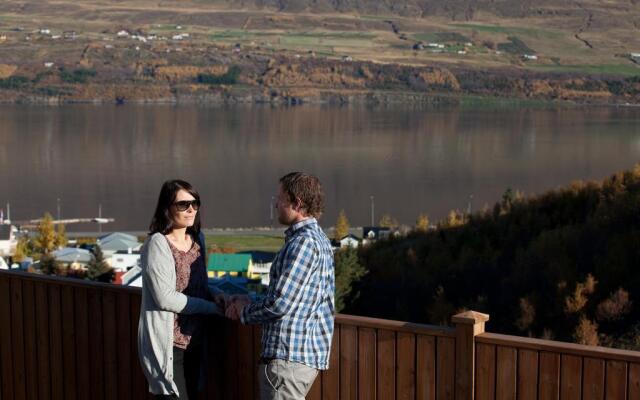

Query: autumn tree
left=34, top=213, right=57, bottom=256
left=12, top=236, right=31, bottom=263
left=379, top=214, right=398, bottom=228
left=54, top=224, right=68, bottom=248
left=415, top=213, right=430, bottom=232
left=334, top=210, right=350, bottom=240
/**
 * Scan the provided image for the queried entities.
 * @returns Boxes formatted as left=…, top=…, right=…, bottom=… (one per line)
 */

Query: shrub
left=0, top=75, right=29, bottom=89
left=197, top=65, right=241, bottom=85
left=59, top=68, right=97, bottom=83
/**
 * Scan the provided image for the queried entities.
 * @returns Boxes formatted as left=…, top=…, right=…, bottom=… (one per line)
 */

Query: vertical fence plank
left=205, top=317, right=226, bottom=400
left=237, top=323, right=255, bottom=400
left=560, top=355, right=581, bottom=400
left=103, top=290, right=118, bottom=400
left=475, top=343, right=496, bottom=400
left=517, top=350, right=538, bottom=400
left=74, top=287, right=90, bottom=400
left=629, top=363, right=640, bottom=400
left=605, top=360, right=627, bottom=400
left=323, top=324, right=340, bottom=400
left=223, top=322, right=240, bottom=399
left=61, top=285, right=77, bottom=400
left=377, top=329, right=396, bottom=400
left=49, top=283, right=64, bottom=400
left=116, top=292, right=131, bottom=400
left=582, top=358, right=605, bottom=400
left=21, top=280, right=37, bottom=400
left=88, top=288, right=105, bottom=400
left=397, top=332, right=416, bottom=400
left=10, top=278, right=25, bottom=400
left=34, top=282, right=50, bottom=400
left=129, top=292, right=146, bottom=400
left=496, top=347, right=517, bottom=400
left=341, top=325, right=358, bottom=400
left=307, top=372, right=322, bottom=400
left=358, top=327, right=376, bottom=399
left=436, top=336, right=455, bottom=400
left=538, top=352, right=559, bottom=400
left=0, top=275, right=14, bottom=400
left=416, top=335, right=436, bottom=400
left=253, top=325, right=262, bottom=400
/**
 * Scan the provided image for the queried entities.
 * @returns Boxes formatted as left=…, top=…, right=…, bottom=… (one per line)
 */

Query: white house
left=109, top=249, right=141, bottom=272
left=523, top=54, right=538, bottom=61
left=53, top=247, right=93, bottom=269
left=97, top=232, right=141, bottom=257
left=117, top=30, right=130, bottom=38
left=339, top=234, right=360, bottom=249
left=0, top=225, right=17, bottom=257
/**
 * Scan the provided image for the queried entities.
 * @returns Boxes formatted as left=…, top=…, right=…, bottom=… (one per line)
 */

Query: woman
left=138, top=179, right=221, bottom=399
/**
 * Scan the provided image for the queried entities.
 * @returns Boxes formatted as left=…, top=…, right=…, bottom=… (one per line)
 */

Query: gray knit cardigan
left=137, top=232, right=221, bottom=396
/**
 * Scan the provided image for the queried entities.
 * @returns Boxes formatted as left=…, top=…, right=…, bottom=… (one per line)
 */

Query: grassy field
left=450, top=23, right=564, bottom=39
left=528, top=63, right=640, bottom=77
left=204, top=235, right=284, bottom=252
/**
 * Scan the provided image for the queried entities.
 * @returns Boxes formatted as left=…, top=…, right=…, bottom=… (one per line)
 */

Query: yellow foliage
left=0, top=64, right=17, bottom=79
left=415, top=213, right=429, bottom=232
left=335, top=210, right=350, bottom=240
left=417, top=68, right=460, bottom=90
left=154, top=65, right=229, bottom=83
left=573, top=316, right=599, bottom=346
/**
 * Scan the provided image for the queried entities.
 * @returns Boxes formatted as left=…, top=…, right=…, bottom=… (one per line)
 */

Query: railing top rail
left=478, top=332, right=640, bottom=363
left=0, top=269, right=142, bottom=295
left=336, top=313, right=456, bottom=337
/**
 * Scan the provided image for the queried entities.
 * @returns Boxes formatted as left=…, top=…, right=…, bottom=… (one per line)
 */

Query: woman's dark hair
left=149, top=179, right=201, bottom=236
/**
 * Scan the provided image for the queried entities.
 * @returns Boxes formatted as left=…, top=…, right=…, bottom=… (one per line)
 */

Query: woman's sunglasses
left=173, top=200, right=200, bottom=212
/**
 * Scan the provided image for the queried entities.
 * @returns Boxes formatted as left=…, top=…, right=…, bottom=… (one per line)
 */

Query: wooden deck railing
left=1, top=270, right=639, bottom=400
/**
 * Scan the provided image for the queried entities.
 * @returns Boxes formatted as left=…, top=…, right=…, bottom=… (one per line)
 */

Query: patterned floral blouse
left=167, top=238, right=209, bottom=349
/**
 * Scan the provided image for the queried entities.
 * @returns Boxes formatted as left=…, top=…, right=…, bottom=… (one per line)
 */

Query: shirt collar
left=285, top=217, right=317, bottom=240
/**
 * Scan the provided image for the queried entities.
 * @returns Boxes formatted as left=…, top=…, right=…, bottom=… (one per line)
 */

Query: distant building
left=117, top=30, right=130, bottom=38
left=523, top=54, right=538, bottom=61
left=120, top=265, right=142, bottom=287
left=237, top=251, right=276, bottom=285
left=0, top=225, right=17, bottom=257
left=362, top=227, right=391, bottom=246
left=209, top=276, right=250, bottom=295
left=338, top=234, right=360, bottom=249
left=97, top=232, right=141, bottom=257
left=53, top=247, right=93, bottom=269
left=207, top=253, right=253, bottom=278
left=110, top=249, right=141, bottom=272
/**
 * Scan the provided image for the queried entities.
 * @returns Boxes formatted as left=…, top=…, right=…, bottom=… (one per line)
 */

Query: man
left=226, top=172, right=335, bottom=400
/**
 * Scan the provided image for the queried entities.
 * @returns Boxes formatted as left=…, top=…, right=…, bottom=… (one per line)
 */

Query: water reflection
left=0, top=104, right=639, bottom=230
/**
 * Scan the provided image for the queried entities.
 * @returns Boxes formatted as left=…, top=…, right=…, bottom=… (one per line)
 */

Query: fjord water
left=1, top=104, right=639, bottom=231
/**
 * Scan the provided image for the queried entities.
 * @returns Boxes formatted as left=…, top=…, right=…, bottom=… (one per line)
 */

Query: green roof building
left=207, top=254, right=253, bottom=278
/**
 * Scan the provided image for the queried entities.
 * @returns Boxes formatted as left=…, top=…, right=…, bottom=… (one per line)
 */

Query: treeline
left=344, top=166, right=640, bottom=349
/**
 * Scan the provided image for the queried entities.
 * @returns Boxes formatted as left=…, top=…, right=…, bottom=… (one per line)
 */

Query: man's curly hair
left=279, top=172, right=325, bottom=219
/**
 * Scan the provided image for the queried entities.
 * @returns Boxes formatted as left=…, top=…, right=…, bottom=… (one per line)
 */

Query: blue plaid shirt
left=241, top=218, right=335, bottom=370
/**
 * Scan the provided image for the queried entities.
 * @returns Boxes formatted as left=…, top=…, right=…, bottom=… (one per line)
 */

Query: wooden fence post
left=453, top=310, right=490, bottom=400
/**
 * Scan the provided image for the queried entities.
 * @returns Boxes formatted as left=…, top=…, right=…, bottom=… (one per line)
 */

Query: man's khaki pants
left=258, top=359, right=319, bottom=400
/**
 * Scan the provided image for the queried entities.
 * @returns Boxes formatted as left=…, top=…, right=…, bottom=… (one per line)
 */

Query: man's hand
left=225, top=295, right=251, bottom=321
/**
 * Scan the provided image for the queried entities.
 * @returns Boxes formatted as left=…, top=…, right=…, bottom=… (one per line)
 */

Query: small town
left=0, top=207, right=406, bottom=296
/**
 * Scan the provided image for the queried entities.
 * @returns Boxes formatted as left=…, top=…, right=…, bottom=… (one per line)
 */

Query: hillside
left=0, top=0, right=638, bottom=103
left=347, top=166, right=640, bottom=348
